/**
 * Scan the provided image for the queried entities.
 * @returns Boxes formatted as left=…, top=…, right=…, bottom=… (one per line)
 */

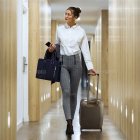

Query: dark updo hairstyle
left=67, top=7, right=81, bottom=19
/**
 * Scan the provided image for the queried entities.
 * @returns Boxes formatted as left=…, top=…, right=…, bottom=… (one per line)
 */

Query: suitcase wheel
left=100, top=128, right=102, bottom=132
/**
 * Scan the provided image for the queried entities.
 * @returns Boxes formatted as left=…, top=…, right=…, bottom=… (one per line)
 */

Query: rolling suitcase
left=79, top=74, right=104, bottom=132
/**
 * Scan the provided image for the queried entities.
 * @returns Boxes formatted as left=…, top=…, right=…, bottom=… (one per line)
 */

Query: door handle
left=23, top=56, right=28, bottom=72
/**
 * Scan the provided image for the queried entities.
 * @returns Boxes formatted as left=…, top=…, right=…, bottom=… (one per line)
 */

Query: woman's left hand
left=88, top=69, right=96, bottom=76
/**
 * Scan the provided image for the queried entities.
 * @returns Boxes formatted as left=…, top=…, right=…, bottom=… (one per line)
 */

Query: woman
left=48, top=7, right=96, bottom=135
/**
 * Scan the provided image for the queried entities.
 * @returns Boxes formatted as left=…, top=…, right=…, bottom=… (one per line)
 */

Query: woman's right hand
left=48, top=43, right=56, bottom=52
left=88, top=69, right=96, bottom=76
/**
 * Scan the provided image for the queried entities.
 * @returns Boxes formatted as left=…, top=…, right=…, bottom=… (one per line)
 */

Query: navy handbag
left=36, top=45, right=61, bottom=83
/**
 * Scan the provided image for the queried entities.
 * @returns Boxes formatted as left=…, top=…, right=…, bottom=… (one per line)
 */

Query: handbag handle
left=44, top=49, right=57, bottom=61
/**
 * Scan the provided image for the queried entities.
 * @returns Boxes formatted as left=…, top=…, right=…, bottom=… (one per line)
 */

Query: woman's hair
left=67, top=7, right=81, bottom=18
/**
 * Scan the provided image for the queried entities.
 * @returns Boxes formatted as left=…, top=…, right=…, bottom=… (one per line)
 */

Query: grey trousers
left=60, top=54, right=82, bottom=120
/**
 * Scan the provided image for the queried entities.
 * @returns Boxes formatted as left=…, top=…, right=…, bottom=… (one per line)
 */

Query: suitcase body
left=79, top=74, right=104, bottom=131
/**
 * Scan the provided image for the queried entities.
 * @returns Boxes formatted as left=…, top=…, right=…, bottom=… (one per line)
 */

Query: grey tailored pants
left=60, top=54, right=82, bottom=120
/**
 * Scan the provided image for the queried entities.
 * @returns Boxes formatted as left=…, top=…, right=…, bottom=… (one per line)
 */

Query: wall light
left=131, top=110, right=134, bottom=124
left=8, top=112, right=11, bottom=128
left=110, top=97, right=112, bottom=104
left=44, top=94, right=46, bottom=100
left=116, top=100, right=119, bottom=108
left=121, top=102, right=123, bottom=113
left=125, top=105, right=128, bottom=118
left=57, top=87, right=59, bottom=92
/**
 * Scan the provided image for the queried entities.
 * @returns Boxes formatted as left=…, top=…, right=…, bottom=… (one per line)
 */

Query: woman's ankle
left=66, top=119, right=73, bottom=125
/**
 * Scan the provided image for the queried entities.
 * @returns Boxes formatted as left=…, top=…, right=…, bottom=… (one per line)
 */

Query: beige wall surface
left=28, top=0, right=40, bottom=121
left=0, top=0, right=17, bottom=140
left=108, top=0, right=140, bottom=139
left=28, top=0, right=52, bottom=121
left=92, top=10, right=108, bottom=106
left=39, top=0, right=52, bottom=119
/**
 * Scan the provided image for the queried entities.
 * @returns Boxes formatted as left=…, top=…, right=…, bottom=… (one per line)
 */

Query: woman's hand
left=88, top=69, right=96, bottom=76
left=48, top=43, right=56, bottom=52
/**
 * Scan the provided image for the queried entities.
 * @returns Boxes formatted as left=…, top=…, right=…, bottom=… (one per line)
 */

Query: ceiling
left=48, top=0, right=108, bottom=37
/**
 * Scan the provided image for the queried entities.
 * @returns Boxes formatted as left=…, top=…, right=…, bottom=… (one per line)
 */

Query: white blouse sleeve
left=55, top=27, right=60, bottom=44
left=80, top=31, right=94, bottom=70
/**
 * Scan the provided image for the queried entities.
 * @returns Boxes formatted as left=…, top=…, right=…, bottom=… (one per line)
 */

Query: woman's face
left=65, top=10, right=76, bottom=24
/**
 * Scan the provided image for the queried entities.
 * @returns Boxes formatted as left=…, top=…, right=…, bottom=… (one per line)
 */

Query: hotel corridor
left=0, top=0, right=140, bottom=140
left=17, top=87, right=125, bottom=140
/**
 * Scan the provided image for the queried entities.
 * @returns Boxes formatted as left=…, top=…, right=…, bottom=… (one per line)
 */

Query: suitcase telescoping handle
left=87, top=73, right=99, bottom=102
left=96, top=73, right=99, bottom=99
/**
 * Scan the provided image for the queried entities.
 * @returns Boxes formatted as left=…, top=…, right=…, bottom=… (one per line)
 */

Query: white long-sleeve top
left=56, top=23, right=94, bottom=70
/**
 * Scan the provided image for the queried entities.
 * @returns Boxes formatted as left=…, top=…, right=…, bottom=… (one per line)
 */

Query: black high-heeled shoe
left=66, top=124, right=74, bottom=135
left=66, top=119, right=74, bottom=135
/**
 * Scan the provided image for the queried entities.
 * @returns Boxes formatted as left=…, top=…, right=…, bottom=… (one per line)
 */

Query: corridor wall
left=0, top=0, right=17, bottom=140
left=28, top=0, right=52, bottom=121
left=91, top=10, right=109, bottom=106
left=28, top=0, right=40, bottom=121
left=39, top=0, right=52, bottom=118
left=108, top=0, right=140, bottom=139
